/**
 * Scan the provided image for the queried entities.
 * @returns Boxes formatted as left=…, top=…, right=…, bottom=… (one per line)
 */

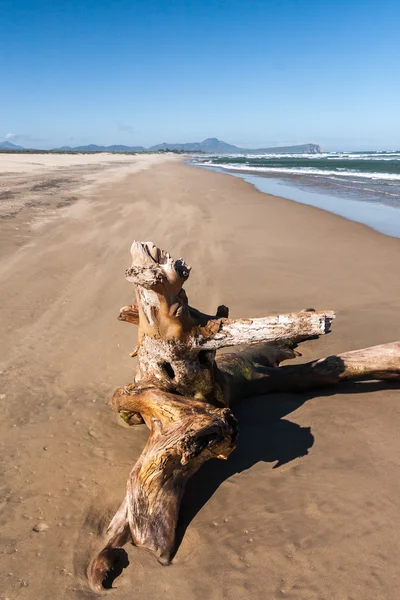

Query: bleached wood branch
left=196, top=309, right=335, bottom=349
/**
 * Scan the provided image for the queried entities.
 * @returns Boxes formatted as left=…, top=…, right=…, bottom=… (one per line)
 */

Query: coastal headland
left=1, top=153, right=399, bottom=600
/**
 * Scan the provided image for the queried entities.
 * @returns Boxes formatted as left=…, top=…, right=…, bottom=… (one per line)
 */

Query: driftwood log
left=89, top=241, right=400, bottom=591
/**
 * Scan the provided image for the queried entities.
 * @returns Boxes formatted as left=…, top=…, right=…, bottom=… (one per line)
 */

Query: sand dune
left=0, top=154, right=399, bottom=600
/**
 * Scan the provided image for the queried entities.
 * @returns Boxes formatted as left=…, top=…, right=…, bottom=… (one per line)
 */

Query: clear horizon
left=1, top=0, right=399, bottom=152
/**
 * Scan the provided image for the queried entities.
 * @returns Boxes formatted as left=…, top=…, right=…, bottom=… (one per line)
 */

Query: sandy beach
left=1, top=153, right=400, bottom=600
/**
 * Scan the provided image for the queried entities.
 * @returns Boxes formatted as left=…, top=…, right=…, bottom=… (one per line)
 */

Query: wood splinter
left=88, top=240, right=400, bottom=592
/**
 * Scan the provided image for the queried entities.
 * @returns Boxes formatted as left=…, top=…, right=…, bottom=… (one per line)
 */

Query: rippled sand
left=1, top=154, right=399, bottom=600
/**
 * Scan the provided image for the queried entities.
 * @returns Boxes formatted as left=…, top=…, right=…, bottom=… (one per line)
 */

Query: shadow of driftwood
left=175, top=380, right=400, bottom=557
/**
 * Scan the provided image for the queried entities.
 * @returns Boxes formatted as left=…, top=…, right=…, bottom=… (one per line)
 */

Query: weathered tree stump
left=88, top=241, right=400, bottom=591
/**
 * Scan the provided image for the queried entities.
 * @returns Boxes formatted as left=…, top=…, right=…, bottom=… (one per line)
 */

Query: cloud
left=1, top=133, right=49, bottom=143
left=117, top=123, right=135, bottom=134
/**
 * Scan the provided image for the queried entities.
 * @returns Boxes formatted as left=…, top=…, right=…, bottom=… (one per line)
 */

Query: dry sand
left=0, top=154, right=399, bottom=600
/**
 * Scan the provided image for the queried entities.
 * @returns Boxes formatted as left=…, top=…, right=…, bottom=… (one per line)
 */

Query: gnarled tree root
left=217, top=341, right=400, bottom=402
left=88, top=386, right=238, bottom=591
left=87, top=240, right=400, bottom=592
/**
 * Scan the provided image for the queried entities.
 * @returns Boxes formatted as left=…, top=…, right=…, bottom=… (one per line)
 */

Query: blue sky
left=1, top=0, right=399, bottom=150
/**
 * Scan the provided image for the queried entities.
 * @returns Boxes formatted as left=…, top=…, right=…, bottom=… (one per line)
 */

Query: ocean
left=192, top=152, right=400, bottom=238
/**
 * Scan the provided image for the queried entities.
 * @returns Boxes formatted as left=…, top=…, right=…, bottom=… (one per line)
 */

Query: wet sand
left=1, top=154, right=399, bottom=600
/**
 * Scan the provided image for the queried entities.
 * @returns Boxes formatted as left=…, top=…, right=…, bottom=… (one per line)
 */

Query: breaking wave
left=196, top=162, right=400, bottom=181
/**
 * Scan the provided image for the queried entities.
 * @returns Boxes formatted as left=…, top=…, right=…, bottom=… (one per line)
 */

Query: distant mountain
left=149, top=138, right=322, bottom=154
left=149, top=138, right=241, bottom=153
left=0, top=141, right=25, bottom=150
left=53, top=144, right=146, bottom=152
left=1, top=138, right=323, bottom=154
left=249, top=143, right=323, bottom=154
left=53, top=138, right=322, bottom=154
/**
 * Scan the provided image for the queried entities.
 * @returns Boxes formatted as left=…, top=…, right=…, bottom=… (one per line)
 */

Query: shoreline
left=1, top=156, right=400, bottom=600
left=192, top=163, right=400, bottom=239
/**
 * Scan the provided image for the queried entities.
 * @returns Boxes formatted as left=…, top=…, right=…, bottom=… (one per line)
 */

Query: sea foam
left=198, top=162, right=400, bottom=181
